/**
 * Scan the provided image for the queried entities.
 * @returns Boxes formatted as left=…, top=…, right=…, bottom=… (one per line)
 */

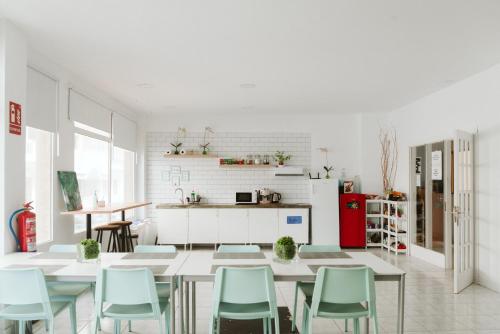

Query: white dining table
left=0, top=251, right=190, bottom=334
left=178, top=250, right=406, bottom=334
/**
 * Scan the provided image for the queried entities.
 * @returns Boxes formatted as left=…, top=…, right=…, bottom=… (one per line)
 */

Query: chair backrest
left=134, top=245, right=176, bottom=253
left=95, top=268, right=160, bottom=317
left=311, top=266, right=376, bottom=317
left=0, top=268, right=53, bottom=317
left=298, top=244, right=341, bottom=253
left=213, top=266, right=277, bottom=317
left=217, top=245, right=261, bottom=253
left=49, top=244, right=77, bottom=253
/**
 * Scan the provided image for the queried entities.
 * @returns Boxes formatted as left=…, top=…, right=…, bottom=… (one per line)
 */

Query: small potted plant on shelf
left=170, top=127, right=186, bottom=155
left=77, top=239, right=101, bottom=263
left=274, top=236, right=296, bottom=263
left=274, top=151, right=291, bottom=167
left=199, top=126, right=214, bottom=155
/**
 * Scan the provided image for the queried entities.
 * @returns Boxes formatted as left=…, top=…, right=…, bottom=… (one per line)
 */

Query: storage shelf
left=163, top=153, right=218, bottom=159
left=366, top=199, right=407, bottom=255
left=367, top=213, right=382, bottom=218
left=219, top=164, right=275, bottom=169
left=366, top=228, right=381, bottom=232
left=367, top=243, right=382, bottom=247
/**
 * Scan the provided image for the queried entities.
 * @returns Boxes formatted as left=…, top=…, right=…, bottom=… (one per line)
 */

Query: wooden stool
left=109, top=221, right=134, bottom=252
left=94, top=225, right=121, bottom=252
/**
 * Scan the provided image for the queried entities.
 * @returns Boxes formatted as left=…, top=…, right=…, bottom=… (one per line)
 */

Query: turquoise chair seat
left=0, top=301, right=68, bottom=319
left=219, top=302, right=272, bottom=320
left=304, top=300, right=368, bottom=318
left=103, top=301, right=169, bottom=319
left=217, top=245, right=260, bottom=253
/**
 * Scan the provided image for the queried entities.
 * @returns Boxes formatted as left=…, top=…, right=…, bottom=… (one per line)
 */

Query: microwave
left=235, top=191, right=258, bottom=204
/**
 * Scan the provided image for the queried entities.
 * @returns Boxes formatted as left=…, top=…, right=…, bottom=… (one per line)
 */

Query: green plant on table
left=275, top=236, right=296, bottom=261
left=80, top=239, right=100, bottom=260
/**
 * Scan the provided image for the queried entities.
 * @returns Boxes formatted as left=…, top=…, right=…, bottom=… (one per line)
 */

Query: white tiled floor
left=30, top=249, right=500, bottom=334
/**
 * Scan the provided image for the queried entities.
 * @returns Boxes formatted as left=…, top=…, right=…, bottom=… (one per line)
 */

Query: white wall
left=139, top=112, right=362, bottom=183
left=361, top=63, right=500, bottom=292
left=0, top=20, right=27, bottom=255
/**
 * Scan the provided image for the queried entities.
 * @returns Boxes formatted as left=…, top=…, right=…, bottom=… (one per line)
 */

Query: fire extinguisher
left=8, top=202, right=37, bottom=252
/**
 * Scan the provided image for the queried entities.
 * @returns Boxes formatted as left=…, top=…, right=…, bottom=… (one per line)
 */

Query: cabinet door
left=188, top=209, right=218, bottom=243
left=156, top=209, right=189, bottom=244
left=249, top=209, right=278, bottom=243
left=218, top=209, right=249, bottom=243
left=278, top=209, right=309, bottom=244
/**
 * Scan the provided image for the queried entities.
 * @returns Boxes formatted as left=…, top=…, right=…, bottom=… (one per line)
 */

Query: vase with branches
left=170, top=127, right=186, bottom=154
left=319, top=148, right=333, bottom=178
left=379, top=127, right=398, bottom=195
left=200, top=126, right=214, bottom=155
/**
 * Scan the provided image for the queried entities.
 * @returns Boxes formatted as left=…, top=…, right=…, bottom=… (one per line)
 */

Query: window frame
left=25, top=126, right=55, bottom=245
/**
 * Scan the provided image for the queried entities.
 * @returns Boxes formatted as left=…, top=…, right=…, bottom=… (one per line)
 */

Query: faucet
left=175, top=188, right=185, bottom=204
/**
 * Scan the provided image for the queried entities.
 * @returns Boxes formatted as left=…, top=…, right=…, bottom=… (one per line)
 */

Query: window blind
left=26, top=67, right=57, bottom=132
left=112, top=112, right=137, bottom=152
left=69, top=89, right=112, bottom=135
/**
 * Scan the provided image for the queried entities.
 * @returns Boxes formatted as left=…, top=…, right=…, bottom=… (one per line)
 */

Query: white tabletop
left=178, top=251, right=405, bottom=282
left=0, top=251, right=190, bottom=283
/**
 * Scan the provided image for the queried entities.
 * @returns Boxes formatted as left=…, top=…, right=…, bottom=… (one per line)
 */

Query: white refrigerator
left=310, top=179, right=340, bottom=245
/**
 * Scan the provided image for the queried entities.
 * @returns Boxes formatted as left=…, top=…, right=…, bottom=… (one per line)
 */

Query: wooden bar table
left=60, top=201, right=152, bottom=239
left=178, top=250, right=406, bottom=334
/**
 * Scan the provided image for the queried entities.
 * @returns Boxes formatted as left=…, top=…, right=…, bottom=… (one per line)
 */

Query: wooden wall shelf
left=163, top=153, right=218, bottom=159
left=219, top=164, right=275, bottom=169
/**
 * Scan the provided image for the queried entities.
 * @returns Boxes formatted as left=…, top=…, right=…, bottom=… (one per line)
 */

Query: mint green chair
left=301, top=266, right=378, bottom=334
left=93, top=268, right=170, bottom=334
left=0, top=268, right=76, bottom=334
left=217, top=245, right=261, bottom=253
left=135, top=245, right=177, bottom=253
left=291, top=244, right=343, bottom=332
left=131, top=245, right=177, bottom=333
left=210, top=266, right=279, bottom=334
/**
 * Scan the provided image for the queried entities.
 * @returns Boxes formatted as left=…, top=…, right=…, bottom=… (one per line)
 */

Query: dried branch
left=379, top=127, right=398, bottom=193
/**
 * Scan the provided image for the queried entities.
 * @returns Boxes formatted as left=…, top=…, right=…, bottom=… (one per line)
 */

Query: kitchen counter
left=156, top=203, right=312, bottom=209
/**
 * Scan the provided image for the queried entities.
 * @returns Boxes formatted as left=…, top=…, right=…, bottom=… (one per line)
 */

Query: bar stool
left=109, top=221, right=134, bottom=252
left=94, top=225, right=121, bottom=252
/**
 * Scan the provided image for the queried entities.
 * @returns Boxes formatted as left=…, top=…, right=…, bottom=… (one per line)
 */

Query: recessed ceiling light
left=241, top=105, right=254, bottom=110
left=240, top=83, right=256, bottom=89
left=136, top=83, right=153, bottom=88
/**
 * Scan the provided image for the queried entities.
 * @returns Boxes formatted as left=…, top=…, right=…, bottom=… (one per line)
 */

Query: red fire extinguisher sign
left=9, top=101, right=22, bottom=136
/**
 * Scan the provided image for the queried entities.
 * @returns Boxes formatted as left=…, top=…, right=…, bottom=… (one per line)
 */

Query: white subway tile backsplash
left=145, top=131, right=311, bottom=218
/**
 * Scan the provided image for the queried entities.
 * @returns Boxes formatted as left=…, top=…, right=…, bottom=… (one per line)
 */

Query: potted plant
left=77, top=239, right=101, bottom=263
left=199, top=126, right=214, bottom=155
left=170, top=127, right=186, bottom=155
left=274, top=236, right=296, bottom=262
left=274, top=151, right=291, bottom=167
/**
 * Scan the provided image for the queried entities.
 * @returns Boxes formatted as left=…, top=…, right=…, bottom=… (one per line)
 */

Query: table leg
left=365, top=301, right=369, bottom=334
left=185, top=281, right=190, bottom=334
left=191, top=282, right=196, bottom=334
left=86, top=214, right=92, bottom=239
left=179, top=276, right=184, bottom=334
left=397, top=274, right=405, bottom=334
left=171, top=276, right=176, bottom=334
left=120, top=210, right=126, bottom=251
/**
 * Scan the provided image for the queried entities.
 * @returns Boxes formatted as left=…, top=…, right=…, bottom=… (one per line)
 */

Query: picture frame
left=181, top=170, right=190, bottom=182
left=57, top=171, right=83, bottom=211
left=343, top=180, right=354, bottom=194
left=171, top=166, right=181, bottom=174
left=161, top=171, right=171, bottom=181
left=171, top=175, right=181, bottom=187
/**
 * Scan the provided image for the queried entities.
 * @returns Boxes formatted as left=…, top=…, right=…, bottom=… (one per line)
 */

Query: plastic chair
left=301, top=266, right=378, bottom=334
left=135, top=245, right=177, bottom=253
left=0, top=268, right=76, bottom=334
left=217, top=245, right=261, bottom=253
left=46, top=244, right=92, bottom=331
left=131, top=245, right=177, bottom=333
left=291, top=244, right=344, bottom=332
left=210, top=266, right=279, bottom=334
left=93, top=267, right=170, bottom=334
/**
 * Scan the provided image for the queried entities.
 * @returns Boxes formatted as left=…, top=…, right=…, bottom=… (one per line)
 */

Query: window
left=111, top=147, right=135, bottom=220
left=74, top=133, right=109, bottom=232
left=25, top=127, right=53, bottom=244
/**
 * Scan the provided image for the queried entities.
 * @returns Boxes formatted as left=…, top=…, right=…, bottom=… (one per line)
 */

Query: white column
left=0, top=19, right=28, bottom=255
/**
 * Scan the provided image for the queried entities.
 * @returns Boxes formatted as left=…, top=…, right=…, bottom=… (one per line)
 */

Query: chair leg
left=373, top=316, right=380, bottom=334
left=48, top=320, right=55, bottom=334
left=165, top=303, right=171, bottom=334
left=127, top=226, right=134, bottom=251
left=354, top=318, right=360, bottom=334
left=92, top=315, right=99, bottom=334
left=18, top=320, right=24, bottom=334
left=291, top=282, right=299, bottom=332
left=263, top=318, right=268, bottom=334
left=45, top=319, right=49, bottom=332
left=301, top=305, right=308, bottom=334
left=345, top=318, right=348, bottom=332
left=69, top=302, right=77, bottom=334
left=114, top=320, right=121, bottom=334
left=107, top=232, right=112, bottom=252
left=209, top=317, right=215, bottom=334
left=270, top=316, right=275, bottom=334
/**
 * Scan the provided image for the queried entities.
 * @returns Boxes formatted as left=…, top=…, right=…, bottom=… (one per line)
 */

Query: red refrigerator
left=339, top=193, right=366, bottom=248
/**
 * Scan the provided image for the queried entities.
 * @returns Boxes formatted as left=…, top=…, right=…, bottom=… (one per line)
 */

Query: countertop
left=155, top=203, right=312, bottom=209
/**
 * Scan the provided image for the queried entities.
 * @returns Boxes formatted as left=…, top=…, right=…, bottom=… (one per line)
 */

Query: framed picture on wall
left=343, top=180, right=354, bottom=194
left=57, top=171, right=83, bottom=211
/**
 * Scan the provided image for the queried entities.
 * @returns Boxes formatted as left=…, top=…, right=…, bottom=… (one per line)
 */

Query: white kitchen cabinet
left=188, top=209, right=219, bottom=244
left=249, top=209, right=278, bottom=243
left=218, top=209, right=249, bottom=243
left=278, top=208, right=309, bottom=244
left=156, top=209, right=189, bottom=245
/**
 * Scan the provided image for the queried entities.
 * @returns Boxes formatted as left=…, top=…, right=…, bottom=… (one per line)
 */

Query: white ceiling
left=1, top=0, right=500, bottom=115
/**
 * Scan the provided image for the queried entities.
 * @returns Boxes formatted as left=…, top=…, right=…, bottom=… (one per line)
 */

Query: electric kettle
left=272, top=192, right=282, bottom=203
